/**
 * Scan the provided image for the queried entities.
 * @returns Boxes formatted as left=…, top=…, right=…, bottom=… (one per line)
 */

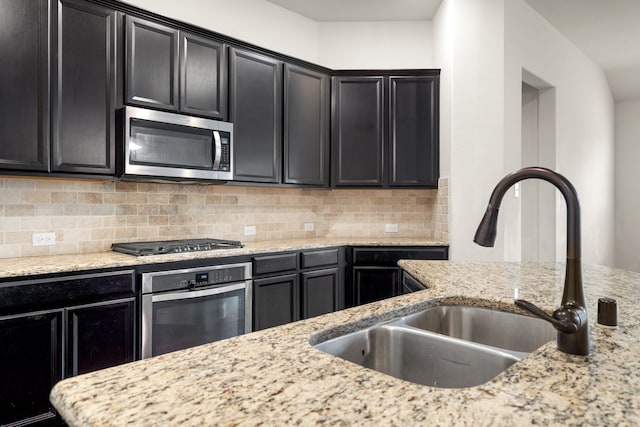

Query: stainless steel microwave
left=120, top=106, right=233, bottom=181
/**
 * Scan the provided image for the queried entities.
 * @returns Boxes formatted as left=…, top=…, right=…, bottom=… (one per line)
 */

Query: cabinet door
left=229, top=48, right=282, bottom=183
left=283, top=64, right=330, bottom=186
left=353, top=266, right=399, bottom=306
left=332, top=76, right=385, bottom=187
left=52, top=0, right=116, bottom=174
left=180, top=32, right=227, bottom=120
left=0, top=310, right=62, bottom=426
left=66, top=298, right=135, bottom=376
left=125, top=16, right=179, bottom=110
left=0, top=0, right=50, bottom=172
left=253, top=274, right=298, bottom=331
left=389, top=76, right=439, bottom=187
left=301, top=268, right=340, bottom=319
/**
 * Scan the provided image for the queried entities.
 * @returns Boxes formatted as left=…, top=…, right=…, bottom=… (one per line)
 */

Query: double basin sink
left=313, top=305, right=556, bottom=388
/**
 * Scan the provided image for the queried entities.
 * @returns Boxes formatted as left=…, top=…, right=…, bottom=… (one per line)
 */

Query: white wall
left=121, top=0, right=321, bottom=64
left=318, top=21, right=433, bottom=69
left=434, top=0, right=506, bottom=261
left=434, top=0, right=615, bottom=265
left=503, top=0, right=615, bottom=267
left=615, top=100, right=640, bottom=272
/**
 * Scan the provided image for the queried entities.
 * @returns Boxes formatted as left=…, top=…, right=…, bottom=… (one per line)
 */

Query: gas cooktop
left=111, top=238, right=244, bottom=256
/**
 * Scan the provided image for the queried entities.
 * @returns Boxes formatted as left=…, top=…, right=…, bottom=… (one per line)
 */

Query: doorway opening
left=521, top=71, right=556, bottom=262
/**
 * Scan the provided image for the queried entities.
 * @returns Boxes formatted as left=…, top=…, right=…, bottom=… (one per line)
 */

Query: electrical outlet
left=32, top=232, right=56, bottom=246
left=304, top=223, right=314, bottom=232
left=243, top=225, right=256, bottom=236
left=384, top=223, right=399, bottom=233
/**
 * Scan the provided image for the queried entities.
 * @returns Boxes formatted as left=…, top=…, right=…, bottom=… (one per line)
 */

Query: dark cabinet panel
left=229, top=48, right=282, bottom=183
left=349, top=246, right=448, bottom=307
left=125, top=16, right=179, bottom=110
left=354, top=266, right=400, bottom=305
left=283, top=64, right=330, bottom=186
left=180, top=32, right=227, bottom=120
left=252, top=253, right=298, bottom=276
left=0, top=270, right=135, bottom=427
left=52, top=0, right=116, bottom=174
left=0, top=0, right=50, bottom=172
left=0, top=310, right=62, bottom=426
left=301, top=268, right=339, bottom=319
left=389, top=76, right=439, bottom=187
left=66, top=298, right=135, bottom=376
left=332, top=76, right=385, bottom=186
left=253, top=274, right=299, bottom=331
left=332, top=72, right=440, bottom=189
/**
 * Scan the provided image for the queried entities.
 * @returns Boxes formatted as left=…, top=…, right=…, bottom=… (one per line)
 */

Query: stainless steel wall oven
left=141, top=262, right=251, bottom=359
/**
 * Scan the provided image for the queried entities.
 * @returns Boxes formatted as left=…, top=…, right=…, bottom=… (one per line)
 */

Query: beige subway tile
left=159, top=205, right=179, bottom=215
left=76, top=217, right=102, bottom=228
left=137, top=183, right=159, bottom=193
left=21, top=191, right=51, bottom=204
left=5, top=179, right=36, bottom=190
left=20, top=217, right=50, bottom=231
left=169, top=194, right=188, bottom=205
left=116, top=204, right=138, bottom=215
left=0, top=244, right=21, bottom=258
left=36, top=204, right=65, bottom=216
left=5, top=231, right=32, bottom=244
left=116, top=227, right=138, bottom=239
left=91, top=204, right=115, bottom=216
left=149, top=215, right=168, bottom=226
left=148, top=193, right=169, bottom=204
left=6, top=205, right=35, bottom=217
left=91, top=228, right=115, bottom=240
left=51, top=192, right=77, bottom=204
left=0, top=218, right=20, bottom=232
left=115, top=182, right=138, bottom=192
left=21, top=244, right=51, bottom=257
left=103, top=192, right=126, bottom=204
left=77, top=192, right=103, bottom=204
left=126, top=193, right=149, bottom=204
left=64, top=204, right=91, bottom=216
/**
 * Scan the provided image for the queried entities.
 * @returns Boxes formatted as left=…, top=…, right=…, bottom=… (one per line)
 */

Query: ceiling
left=266, top=0, right=640, bottom=102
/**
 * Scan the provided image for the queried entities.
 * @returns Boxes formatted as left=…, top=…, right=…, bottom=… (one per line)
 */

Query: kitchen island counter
left=50, top=261, right=640, bottom=426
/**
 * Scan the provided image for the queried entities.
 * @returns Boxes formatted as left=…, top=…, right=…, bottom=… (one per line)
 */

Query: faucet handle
left=515, top=299, right=580, bottom=333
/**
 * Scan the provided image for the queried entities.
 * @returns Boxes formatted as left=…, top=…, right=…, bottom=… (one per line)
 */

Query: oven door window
left=151, top=286, right=245, bottom=357
left=129, top=118, right=213, bottom=170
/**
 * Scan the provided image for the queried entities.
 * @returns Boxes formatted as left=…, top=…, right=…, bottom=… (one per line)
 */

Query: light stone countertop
left=50, top=260, right=640, bottom=426
left=0, top=237, right=447, bottom=279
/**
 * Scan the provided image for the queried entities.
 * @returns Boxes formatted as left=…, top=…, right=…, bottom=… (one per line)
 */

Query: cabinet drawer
left=0, top=270, right=135, bottom=316
left=252, top=253, right=298, bottom=276
left=352, top=246, right=448, bottom=266
left=300, top=249, right=339, bottom=269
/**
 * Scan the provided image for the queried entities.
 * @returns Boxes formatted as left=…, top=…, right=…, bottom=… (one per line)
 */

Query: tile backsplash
left=0, top=176, right=448, bottom=259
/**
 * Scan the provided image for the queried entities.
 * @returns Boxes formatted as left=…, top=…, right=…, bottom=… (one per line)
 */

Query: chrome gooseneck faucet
left=473, top=167, right=590, bottom=356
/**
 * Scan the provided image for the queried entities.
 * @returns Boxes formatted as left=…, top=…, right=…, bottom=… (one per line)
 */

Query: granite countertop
left=50, top=260, right=640, bottom=426
left=0, top=237, right=447, bottom=279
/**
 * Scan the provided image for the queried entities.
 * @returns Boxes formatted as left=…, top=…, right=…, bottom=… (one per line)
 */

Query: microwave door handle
left=212, top=130, right=222, bottom=170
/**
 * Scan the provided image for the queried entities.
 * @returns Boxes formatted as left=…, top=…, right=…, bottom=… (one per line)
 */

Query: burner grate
left=111, top=238, right=243, bottom=256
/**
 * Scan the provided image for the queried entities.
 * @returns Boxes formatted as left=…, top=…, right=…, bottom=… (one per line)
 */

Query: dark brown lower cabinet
left=0, top=270, right=136, bottom=427
left=66, top=299, right=135, bottom=377
left=0, top=310, right=62, bottom=426
left=252, top=249, right=345, bottom=331
left=353, top=266, right=400, bottom=306
left=253, top=274, right=299, bottom=331
left=301, top=268, right=340, bottom=319
left=349, top=246, right=448, bottom=307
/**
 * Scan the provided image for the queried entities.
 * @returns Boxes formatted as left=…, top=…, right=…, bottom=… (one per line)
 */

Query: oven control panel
left=142, top=263, right=252, bottom=294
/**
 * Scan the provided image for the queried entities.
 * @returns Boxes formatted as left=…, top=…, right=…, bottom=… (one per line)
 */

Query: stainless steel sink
left=313, top=305, right=556, bottom=388
left=388, top=305, right=556, bottom=358
left=314, top=324, right=519, bottom=388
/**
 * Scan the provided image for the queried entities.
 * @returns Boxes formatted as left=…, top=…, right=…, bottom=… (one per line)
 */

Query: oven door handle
left=150, top=282, right=248, bottom=303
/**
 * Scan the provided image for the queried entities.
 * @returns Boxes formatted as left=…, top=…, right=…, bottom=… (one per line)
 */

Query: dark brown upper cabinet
left=52, top=0, right=117, bottom=174
left=180, top=32, right=227, bottom=120
left=283, top=64, right=330, bottom=186
left=125, top=15, right=227, bottom=120
left=389, top=76, right=439, bottom=187
left=332, top=71, right=440, bottom=188
left=229, top=48, right=330, bottom=187
left=0, top=0, right=50, bottom=172
left=331, top=76, right=385, bottom=187
left=125, top=16, right=179, bottom=111
left=229, top=47, right=283, bottom=183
